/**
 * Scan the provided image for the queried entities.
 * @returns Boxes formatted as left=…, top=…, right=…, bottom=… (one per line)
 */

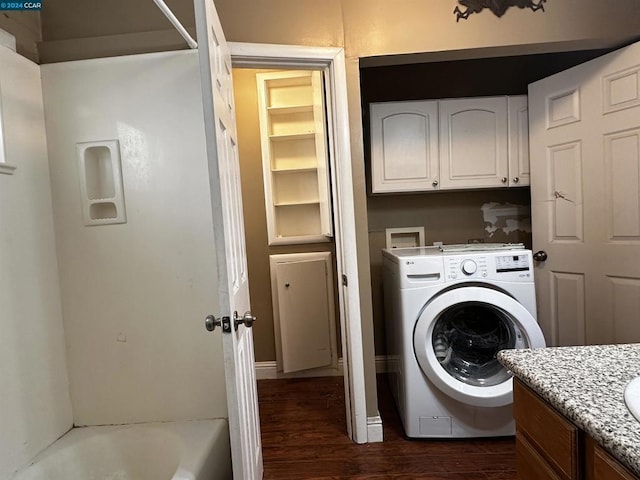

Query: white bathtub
left=12, top=420, right=232, bottom=480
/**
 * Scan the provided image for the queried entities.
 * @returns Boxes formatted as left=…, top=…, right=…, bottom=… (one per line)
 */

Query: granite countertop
left=498, top=344, right=640, bottom=476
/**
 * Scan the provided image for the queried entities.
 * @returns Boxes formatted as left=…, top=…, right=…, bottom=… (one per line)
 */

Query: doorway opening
left=230, top=43, right=369, bottom=443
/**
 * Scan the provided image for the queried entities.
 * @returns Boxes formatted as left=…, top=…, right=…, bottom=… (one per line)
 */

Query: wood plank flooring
left=258, top=375, right=516, bottom=479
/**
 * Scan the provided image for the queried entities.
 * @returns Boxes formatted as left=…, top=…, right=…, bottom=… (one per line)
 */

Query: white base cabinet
left=370, top=95, right=529, bottom=193
left=269, top=252, right=338, bottom=374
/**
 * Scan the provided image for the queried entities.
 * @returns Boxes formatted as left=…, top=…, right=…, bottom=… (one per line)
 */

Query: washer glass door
left=413, top=286, right=544, bottom=407
left=432, top=302, right=516, bottom=387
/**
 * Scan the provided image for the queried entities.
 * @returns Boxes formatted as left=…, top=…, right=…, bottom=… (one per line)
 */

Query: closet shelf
left=272, top=166, right=318, bottom=173
left=257, top=69, right=332, bottom=245
left=269, top=132, right=315, bottom=142
left=268, top=105, right=313, bottom=115
left=274, top=200, right=320, bottom=207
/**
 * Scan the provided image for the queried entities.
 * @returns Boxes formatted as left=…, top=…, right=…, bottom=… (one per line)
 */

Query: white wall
left=41, top=50, right=228, bottom=426
left=0, top=45, right=73, bottom=479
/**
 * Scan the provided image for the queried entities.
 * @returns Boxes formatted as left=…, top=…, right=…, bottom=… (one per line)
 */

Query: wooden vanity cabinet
left=586, top=437, right=638, bottom=480
left=514, top=378, right=638, bottom=480
left=514, top=378, right=581, bottom=479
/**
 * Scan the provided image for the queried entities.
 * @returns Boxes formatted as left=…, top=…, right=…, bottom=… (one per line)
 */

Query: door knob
left=205, top=314, right=221, bottom=332
left=533, top=251, right=548, bottom=262
left=234, top=311, right=257, bottom=330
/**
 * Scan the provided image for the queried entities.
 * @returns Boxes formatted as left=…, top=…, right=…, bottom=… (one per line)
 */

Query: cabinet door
left=270, top=252, right=337, bottom=374
left=508, top=95, right=530, bottom=187
left=439, top=96, right=509, bottom=189
left=370, top=100, right=439, bottom=193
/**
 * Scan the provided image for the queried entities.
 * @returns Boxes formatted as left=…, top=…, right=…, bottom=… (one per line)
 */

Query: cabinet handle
left=513, top=177, right=520, bottom=184
left=501, top=177, right=508, bottom=184
left=432, top=180, right=439, bottom=187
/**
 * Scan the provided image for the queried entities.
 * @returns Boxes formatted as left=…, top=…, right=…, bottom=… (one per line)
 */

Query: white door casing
left=230, top=43, right=370, bottom=443
left=193, top=1, right=263, bottom=478
left=530, top=40, right=640, bottom=347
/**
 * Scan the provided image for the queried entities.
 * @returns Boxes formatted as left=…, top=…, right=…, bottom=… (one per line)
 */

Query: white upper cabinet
left=370, top=100, right=439, bottom=193
left=256, top=70, right=333, bottom=245
left=370, top=96, right=529, bottom=193
left=507, top=95, right=530, bottom=187
left=439, top=96, right=509, bottom=189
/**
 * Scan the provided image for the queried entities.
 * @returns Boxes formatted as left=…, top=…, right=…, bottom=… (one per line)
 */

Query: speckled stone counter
left=498, top=344, right=640, bottom=477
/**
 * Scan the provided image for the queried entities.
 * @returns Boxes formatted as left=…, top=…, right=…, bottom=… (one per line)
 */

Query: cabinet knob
left=432, top=180, right=439, bottom=187
left=501, top=177, right=508, bottom=184
left=513, top=177, right=520, bottom=184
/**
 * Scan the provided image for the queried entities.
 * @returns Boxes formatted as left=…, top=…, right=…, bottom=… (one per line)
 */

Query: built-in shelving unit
left=256, top=70, right=332, bottom=245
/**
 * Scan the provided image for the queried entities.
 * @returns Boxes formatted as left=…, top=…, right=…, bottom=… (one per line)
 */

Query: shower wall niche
left=76, top=139, right=126, bottom=225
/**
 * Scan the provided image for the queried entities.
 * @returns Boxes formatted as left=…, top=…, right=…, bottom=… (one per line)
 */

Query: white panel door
left=439, top=96, right=509, bottom=189
left=193, top=1, right=263, bottom=479
left=530, top=40, right=640, bottom=347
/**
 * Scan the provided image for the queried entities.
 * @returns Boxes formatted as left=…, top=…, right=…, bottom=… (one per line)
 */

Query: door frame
left=229, top=42, right=368, bottom=443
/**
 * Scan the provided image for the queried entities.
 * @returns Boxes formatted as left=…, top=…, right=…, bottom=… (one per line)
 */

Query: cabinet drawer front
left=514, top=379, right=580, bottom=479
left=594, top=444, right=638, bottom=480
left=517, top=432, right=564, bottom=480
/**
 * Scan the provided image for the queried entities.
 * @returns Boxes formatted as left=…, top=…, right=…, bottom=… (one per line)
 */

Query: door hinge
left=342, top=274, right=348, bottom=286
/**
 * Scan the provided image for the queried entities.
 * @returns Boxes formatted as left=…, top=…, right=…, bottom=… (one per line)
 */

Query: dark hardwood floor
left=258, top=375, right=516, bottom=479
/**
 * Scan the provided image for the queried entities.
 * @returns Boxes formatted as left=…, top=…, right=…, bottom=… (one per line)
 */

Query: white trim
left=0, top=29, right=16, bottom=52
left=230, top=42, right=369, bottom=444
left=255, top=355, right=388, bottom=380
left=375, top=355, right=388, bottom=373
left=255, top=361, right=342, bottom=380
left=367, top=414, right=384, bottom=443
left=0, top=163, right=16, bottom=175
left=230, top=42, right=343, bottom=69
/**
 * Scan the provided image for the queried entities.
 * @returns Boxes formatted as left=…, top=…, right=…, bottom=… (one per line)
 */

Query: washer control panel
left=446, top=256, right=489, bottom=279
left=445, top=251, right=532, bottom=281
left=495, top=254, right=530, bottom=273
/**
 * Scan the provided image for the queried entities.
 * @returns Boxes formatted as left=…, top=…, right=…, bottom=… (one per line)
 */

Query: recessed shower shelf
left=76, top=139, right=127, bottom=226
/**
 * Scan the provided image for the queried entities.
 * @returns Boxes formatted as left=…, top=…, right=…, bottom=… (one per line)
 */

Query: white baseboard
left=367, top=414, right=384, bottom=443
left=255, top=355, right=388, bottom=380
left=255, top=361, right=341, bottom=380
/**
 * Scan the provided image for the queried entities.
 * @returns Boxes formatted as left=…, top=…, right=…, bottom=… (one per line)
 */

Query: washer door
left=413, top=286, right=545, bottom=407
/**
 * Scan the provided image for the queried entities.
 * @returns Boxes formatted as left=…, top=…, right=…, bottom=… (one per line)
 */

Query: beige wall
left=41, top=51, right=228, bottom=426
left=233, top=67, right=339, bottom=363
left=341, top=0, right=640, bottom=59
left=0, top=46, right=72, bottom=479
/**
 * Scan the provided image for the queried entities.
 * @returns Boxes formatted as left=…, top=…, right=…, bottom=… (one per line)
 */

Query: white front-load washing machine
left=382, top=244, right=545, bottom=438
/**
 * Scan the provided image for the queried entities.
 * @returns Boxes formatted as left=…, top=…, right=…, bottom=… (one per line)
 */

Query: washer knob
left=461, top=259, right=477, bottom=275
